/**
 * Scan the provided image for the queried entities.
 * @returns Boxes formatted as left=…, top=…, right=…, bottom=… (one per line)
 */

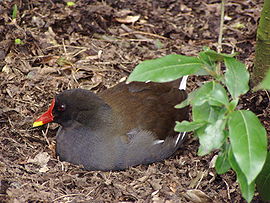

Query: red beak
left=33, top=99, right=55, bottom=127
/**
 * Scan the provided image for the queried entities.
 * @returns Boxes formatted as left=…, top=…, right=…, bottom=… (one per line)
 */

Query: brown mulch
left=0, top=0, right=268, bottom=202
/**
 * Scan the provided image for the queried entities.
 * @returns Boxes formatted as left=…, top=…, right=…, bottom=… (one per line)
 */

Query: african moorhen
left=33, top=78, right=188, bottom=171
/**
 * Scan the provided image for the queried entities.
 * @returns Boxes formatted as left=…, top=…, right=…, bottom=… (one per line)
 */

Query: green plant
left=66, top=1, right=76, bottom=7
left=12, top=4, right=18, bottom=20
left=14, top=38, right=23, bottom=45
left=127, top=48, right=268, bottom=202
left=256, top=151, right=270, bottom=201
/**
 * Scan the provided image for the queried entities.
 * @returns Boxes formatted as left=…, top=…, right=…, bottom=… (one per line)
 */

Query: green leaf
left=228, top=110, right=267, bottom=184
left=174, top=120, right=206, bottom=132
left=14, top=38, right=23, bottom=45
left=256, top=151, right=270, bottom=201
left=192, top=102, right=220, bottom=122
left=228, top=99, right=239, bottom=112
left=194, top=126, right=205, bottom=137
left=199, top=51, right=215, bottom=66
left=208, top=83, right=230, bottom=107
left=224, top=57, right=249, bottom=99
left=215, top=142, right=231, bottom=174
left=66, top=1, right=76, bottom=6
left=255, top=69, right=270, bottom=90
left=192, top=102, right=210, bottom=121
left=175, top=82, right=230, bottom=110
left=202, top=49, right=237, bottom=62
left=12, top=4, right=18, bottom=19
left=197, top=119, right=226, bottom=156
left=198, top=51, right=215, bottom=74
left=228, top=148, right=255, bottom=202
left=189, top=82, right=213, bottom=106
left=175, top=98, right=189, bottom=109
left=190, top=81, right=229, bottom=107
left=127, top=54, right=203, bottom=83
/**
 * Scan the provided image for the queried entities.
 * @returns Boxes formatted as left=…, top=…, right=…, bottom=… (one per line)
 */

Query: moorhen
left=33, top=78, right=188, bottom=171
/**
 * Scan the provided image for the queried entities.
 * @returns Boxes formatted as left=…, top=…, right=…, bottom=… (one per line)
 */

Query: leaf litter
left=0, top=0, right=267, bottom=202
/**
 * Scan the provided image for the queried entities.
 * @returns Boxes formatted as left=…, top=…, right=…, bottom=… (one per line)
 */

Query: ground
left=0, top=0, right=269, bottom=202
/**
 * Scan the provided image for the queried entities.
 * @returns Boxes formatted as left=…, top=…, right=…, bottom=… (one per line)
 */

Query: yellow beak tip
left=33, top=121, right=44, bottom=127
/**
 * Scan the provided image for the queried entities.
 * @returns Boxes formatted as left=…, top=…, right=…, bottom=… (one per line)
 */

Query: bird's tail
left=179, top=75, right=188, bottom=90
left=176, top=75, right=188, bottom=147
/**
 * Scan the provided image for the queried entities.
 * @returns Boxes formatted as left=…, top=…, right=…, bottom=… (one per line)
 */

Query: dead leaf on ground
left=115, top=12, right=140, bottom=24
left=181, top=189, right=213, bottom=203
left=27, top=152, right=50, bottom=172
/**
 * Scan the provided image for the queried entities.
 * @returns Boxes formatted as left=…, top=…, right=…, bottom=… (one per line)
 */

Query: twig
left=264, top=90, right=270, bottom=102
left=195, top=171, right=206, bottom=189
left=45, top=45, right=90, bottom=50
left=53, top=194, right=83, bottom=202
left=72, top=48, right=89, bottom=57
left=62, top=38, right=67, bottom=55
left=120, top=31, right=168, bottom=40
left=13, top=98, right=40, bottom=107
left=42, top=124, right=50, bottom=146
left=218, top=0, right=226, bottom=53
left=120, top=24, right=149, bottom=40
left=216, top=0, right=226, bottom=75
left=120, top=24, right=167, bottom=41
left=223, top=179, right=231, bottom=200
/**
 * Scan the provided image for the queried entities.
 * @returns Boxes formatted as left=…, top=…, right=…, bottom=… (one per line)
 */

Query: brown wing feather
left=98, top=82, right=188, bottom=140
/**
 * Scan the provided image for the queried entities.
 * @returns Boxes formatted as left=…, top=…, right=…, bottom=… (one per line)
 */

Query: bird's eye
left=57, top=104, right=66, bottom=112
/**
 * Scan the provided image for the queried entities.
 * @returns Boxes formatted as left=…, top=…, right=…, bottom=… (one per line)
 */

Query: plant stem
left=216, top=0, right=226, bottom=76
left=218, top=0, right=225, bottom=53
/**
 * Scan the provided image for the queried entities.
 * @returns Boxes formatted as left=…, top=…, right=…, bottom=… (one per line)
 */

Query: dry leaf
left=27, top=152, right=50, bottom=172
left=91, top=73, right=103, bottom=85
left=209, top=155, right=218, bottom=168
left=115, top=15, right=140, bottom=24
left=39, top=166, right=49, bottom=173
left=182, top=189, right=213, bottom=203
left=2, top=65, right=11, bottom=74
left=119, top=77, right=127, bottom=83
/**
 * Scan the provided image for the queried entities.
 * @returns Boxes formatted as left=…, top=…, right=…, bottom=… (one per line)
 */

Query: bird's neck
left=81, top=103, right=114, bottom=130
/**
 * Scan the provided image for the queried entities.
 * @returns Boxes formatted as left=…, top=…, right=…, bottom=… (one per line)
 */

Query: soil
left=0, top=0, right=269, bottom=202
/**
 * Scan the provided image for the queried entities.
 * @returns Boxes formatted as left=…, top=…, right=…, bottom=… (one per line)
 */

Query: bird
left=33, top=77, right=189, bottom=171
